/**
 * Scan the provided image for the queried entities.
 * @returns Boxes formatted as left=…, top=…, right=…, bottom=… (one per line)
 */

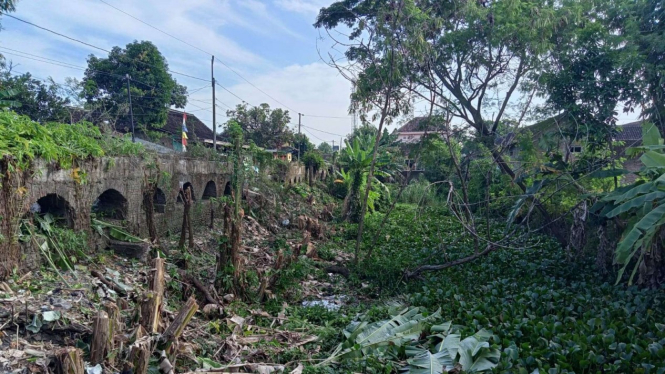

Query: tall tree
left=317, top=141, right=333, bottom=154
left=83, top=41, right=187, bottom=132
left=611, top=0, right=665, bottom=133
left=0, top=69, right=70, bottom=123
left=316, top=0, right=579, bottom=229
left=225, top=103, right=293, bottom=149
left=293, top=133, right=314, bottom=159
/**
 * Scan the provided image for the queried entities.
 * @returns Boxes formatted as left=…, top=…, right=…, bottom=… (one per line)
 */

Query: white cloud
left=274, top=0, right=329, bottom=15
left=212, top=62, right=354, bottom=144
left=1, top=0, right=358, bottom=143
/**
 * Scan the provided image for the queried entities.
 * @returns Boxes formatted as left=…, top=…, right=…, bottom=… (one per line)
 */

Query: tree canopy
left=317, top=141, right=333, bottom=154
left=0, top=69, right=70, bottom=123
left=83, top=41, right=187, bottom=133
left=225, top=103, right=293, bottom=149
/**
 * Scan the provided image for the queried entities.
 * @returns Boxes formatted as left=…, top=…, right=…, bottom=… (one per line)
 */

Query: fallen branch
left=179, top=270, right=218, bottom=305
left=91, top=269, right=127, bottom=296
left=158, top=296, right=198, bottom=351
left=404, top=245, right=497, bottom=279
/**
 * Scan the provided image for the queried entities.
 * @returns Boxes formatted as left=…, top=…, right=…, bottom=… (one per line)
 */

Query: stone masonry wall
left=14, top=156, right=305, bottom=270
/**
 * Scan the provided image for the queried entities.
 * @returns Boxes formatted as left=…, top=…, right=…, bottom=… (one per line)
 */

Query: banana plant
left=0, top=88, right=21, bottom=108
left=320, top=305, right=500, bottom=373
left=592, top=122, right=665, bottom=285
left=338, top=135, right=394, bottom=222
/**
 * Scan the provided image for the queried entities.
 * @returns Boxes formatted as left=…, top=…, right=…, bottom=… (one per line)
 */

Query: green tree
left=0, top=70, right=70, bottom=123
left=317, top=141, right=333, bottom=154
left=225, top=103, right=293, bottom=149
left=83, top=41, right=187, bottom=133
left=537, top=1, right=634, bottom=152
left=611, top=0, right=665, bottom=134
left=293, top=133, right=314, bottom=160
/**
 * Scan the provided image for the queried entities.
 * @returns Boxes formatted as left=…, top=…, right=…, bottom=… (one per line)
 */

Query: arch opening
left=223, top=181, right=232, bottom=196
left=92, top=189, right=128, bottom=220
left=30, top=194, right=75, bottom=228
left=177, top=182, right=195, bottom=203
left=202, top=181, right=217, bottom=200
left=153, top=188, right=166, bottom=213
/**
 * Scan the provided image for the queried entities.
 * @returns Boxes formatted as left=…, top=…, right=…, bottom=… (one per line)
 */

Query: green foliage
left=417, top=133, right=460, bottom=183
left=0, top=111, right=103, bottom=170
left=320, top=305, right=499, bottom=373
left=0, top=70, right=71, bottom=123
left=332, top=204, right=665, bottom=373
left=0, top=111, right=145, bottom=172
left=0, top=88, right=21, bottom=109
left=293, top=133, right=314, bottom=160
left=338, top=135, right=394, bottom=222
left=225, top=103, right=293, bottom=149
left=302, top=151, right=325, bottom=172
left=317, top=142, right=333, bottom=154
left=592, top=123, right=665, bottom=285
left=83, top=41, right=187, bottom=132
left=397, top=178, right=438, bottom=206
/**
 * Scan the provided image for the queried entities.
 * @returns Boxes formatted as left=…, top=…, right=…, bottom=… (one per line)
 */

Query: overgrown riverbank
left=313, top=205, right=665, bottom=373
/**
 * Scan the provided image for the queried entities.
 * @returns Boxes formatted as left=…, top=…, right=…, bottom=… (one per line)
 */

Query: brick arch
left=92, top=189, right=128, bottom=220
left=153, top=188, right=166, bottom=214
left=202, top=180, right=217, bottom=200
left=29, top=193, right=75, bottom=228
left=223, top=181, right=232, bottom=196
left=177, top=182, right=195, bottom=203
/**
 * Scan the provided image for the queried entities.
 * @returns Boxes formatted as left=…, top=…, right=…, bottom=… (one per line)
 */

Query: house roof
left=163, top=109, right=214, bottom=141
left=615, top=121, right=643, bottom=141
left=69, top=107, right=215, bottom=142
left=397, top=117, right=445, bottom=133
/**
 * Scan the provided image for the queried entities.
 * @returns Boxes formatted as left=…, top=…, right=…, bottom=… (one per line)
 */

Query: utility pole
left=298, top=113, right=303, bottom=162
left=211, top=55, right=216, bottom=150
left=332, top=139, right=335, bottom=152
left=126, top=74, right=135, bottom=143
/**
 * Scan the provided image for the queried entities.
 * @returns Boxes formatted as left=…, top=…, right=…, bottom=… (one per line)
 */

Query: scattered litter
left=302, top=295, right=347, bottom=311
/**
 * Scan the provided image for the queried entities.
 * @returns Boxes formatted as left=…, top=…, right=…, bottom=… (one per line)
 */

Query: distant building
left=396, top=117, right=447, bottom=144
left=114, top=109, right=215, bottom=152
left=71, top=108, right=217, bottom=152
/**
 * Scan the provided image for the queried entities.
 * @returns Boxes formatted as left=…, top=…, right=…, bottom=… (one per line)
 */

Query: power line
left=97, top=0, right=212, bottom=56
left=1, top=13, right=209, bottom=82
left=300, top=124, right=345, bottom=137
left=214, top=60, right=295, bottom=112
left=91, top=1, right=298, bottom=113
left=304, top=114, right=352, bottom=119
left=0, top=47, right=191, bottom=95
left=215, top=81, right=251, bottom=106
left=215, top=98, right=233, bottom=110
left=301, top=126, right=326, bottom=142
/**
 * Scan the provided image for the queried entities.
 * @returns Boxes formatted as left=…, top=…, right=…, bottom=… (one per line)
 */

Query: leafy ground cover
left=321, top=205, right=665, bottom=373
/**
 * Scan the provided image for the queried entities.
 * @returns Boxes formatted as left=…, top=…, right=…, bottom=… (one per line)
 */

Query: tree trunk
left=54, top=347, right=84, bottom=374
left=90, top=310, right=109, bottom=365
left=143, top=184, right=158, bottom=244
left=158, top=296, right=198, bottom=351
left=178, top=187, right=194, bottom=249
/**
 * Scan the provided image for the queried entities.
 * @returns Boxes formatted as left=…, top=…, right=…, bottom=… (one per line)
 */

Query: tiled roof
left=615, top=121, right=643, bottom=141
left=116, top=109, right=213, bottom=142
left=69, top=107, right=215, bottom=142
left=397, top=117, right=444, bottom=133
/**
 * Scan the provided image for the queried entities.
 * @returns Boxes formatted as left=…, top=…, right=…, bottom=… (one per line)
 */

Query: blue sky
left=0, top=0, right=358, bottom=144
left=0, top=0, right=641, bottom=144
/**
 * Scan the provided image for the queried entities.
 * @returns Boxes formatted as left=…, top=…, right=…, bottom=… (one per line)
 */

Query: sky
left=0, top=0, right=358, bottom=145
left=0, top=0, right=642, bottom=146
